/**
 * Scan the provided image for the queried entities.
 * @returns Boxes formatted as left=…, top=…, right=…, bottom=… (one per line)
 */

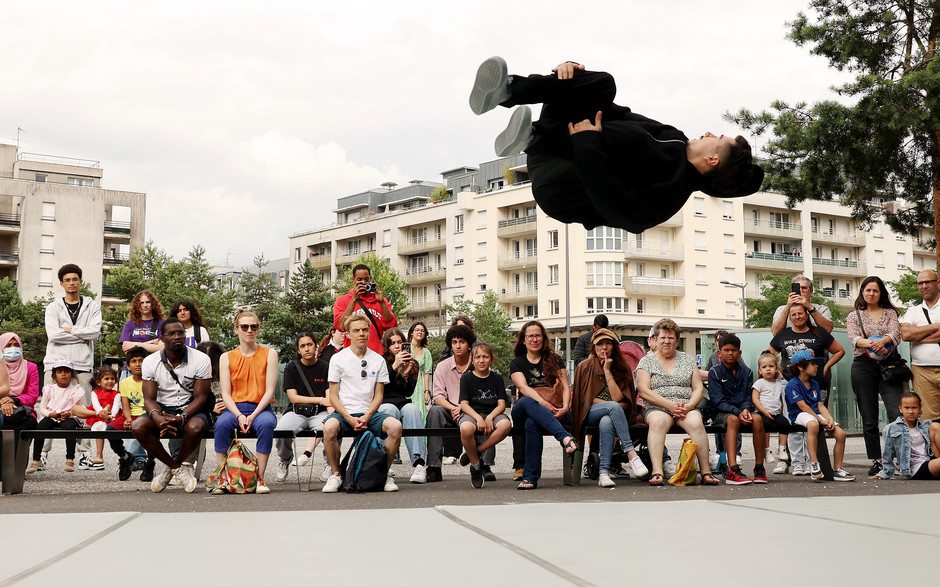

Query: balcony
left=0, top=247, right=19, bottom=265
left=913, top=240, right=935, bottom=257
left=812, top=257, right=866, bottom=277
left=500, top=286, right=538, bottom=303
left=407, top=297, right=439, bottom=313
left=307, top=253, right=332, bottom=269
left=103, top=220, right=131, bottom=236
left=743, top=218, right=802, bottom=239
left=497, top=250, right=538, bottom=271
left=102, top=253, right=130, bottom=266
left=398, top=237, right=446, bottom=256
left=810, top=226, right=861, bottom=246
left=496, top=215, right=537, bottom=238
left=623, top=241, right=684, bottom=261
left=339, top=247, right=375, bottom=260
left=404, top=265, right=446, bottom=284
left=821, top=287, right=855, bottom=307
left=0, top=213, right=21, bottom=234
left=623, top=276, right=685, bottom=296
left=744, top=251, right=803, bottom=272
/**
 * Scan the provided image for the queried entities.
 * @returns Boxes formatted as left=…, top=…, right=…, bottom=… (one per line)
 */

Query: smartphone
left=402, top=342, right=412, bottom=353
left=790, top=282, right=802, bottom=296
left=363, top=282, right=377, bottom=293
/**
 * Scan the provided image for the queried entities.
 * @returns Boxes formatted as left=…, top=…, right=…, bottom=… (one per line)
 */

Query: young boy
left=458, top=342, right=512, bottom=489
left=708, top=334, right=766, bottom=484
left=26, top=359, right=86, bottom=473
left=872, top=391, right=940, bottom=480
left=119, top=346, right=151, bottom=481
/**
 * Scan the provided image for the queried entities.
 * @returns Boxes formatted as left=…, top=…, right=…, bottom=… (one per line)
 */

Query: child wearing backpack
left=458, top=342, right=512, bottom=488
left=871, top=391, right=940, bottom=480
left=25, top=359, right=86, bottom=473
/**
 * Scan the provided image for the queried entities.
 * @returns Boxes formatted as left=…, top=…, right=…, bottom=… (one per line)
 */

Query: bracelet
left=149, top=409, right=160, bottom=418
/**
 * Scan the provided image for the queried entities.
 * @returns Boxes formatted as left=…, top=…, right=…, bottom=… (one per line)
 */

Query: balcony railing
left=811, top=257, right=858, bottom=268
left=0, top=213, right=21, bottom=227
left=103, top=254, right=130, bottom=265
left=745, top=251, right=804, bottom=263
left=104, top=220, right=131, bottom=234
left=101, top=285, right=116, bottom=298
left=405, top=265, right=445, bottom=276
left=0, top=246, right=19, bottom=262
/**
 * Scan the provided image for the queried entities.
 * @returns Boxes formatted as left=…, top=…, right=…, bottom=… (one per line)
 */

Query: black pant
left=851, top=356, right=902, bottom=460
left=33, top=417, right=79, bottom=460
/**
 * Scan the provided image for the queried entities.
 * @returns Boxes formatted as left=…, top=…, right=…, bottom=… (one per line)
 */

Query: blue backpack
left=340, top=431, right=390, bottom=492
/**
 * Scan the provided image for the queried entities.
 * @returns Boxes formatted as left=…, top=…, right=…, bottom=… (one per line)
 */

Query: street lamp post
left=436, top=283, right=465, bottom=336
left=720, top=280, right=748, bottom=329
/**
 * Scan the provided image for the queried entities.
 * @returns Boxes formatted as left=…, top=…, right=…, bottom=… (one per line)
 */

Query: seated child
left=72, top=366, right=129, bottom=474
left=26, top=359, right=86, bottom=473
left=751, top=351, right=790, bottom=474
left=872, top=391, right=940, bottom=480
left=785, top=350, right=854, bottom=482
left=119, top=347, right=151, bottom=480
left=708, top=334, right=766, bottom=485
left=458, top=342, right=512, bottom=489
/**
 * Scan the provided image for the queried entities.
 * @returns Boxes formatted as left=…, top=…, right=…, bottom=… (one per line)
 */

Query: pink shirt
left=38, top=383, right=85, bottom=418
left=432, top=356, right=472, bottom=405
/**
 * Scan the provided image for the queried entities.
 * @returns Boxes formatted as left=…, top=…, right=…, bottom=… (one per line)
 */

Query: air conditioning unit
left=455, top=259, right=464, bottom=265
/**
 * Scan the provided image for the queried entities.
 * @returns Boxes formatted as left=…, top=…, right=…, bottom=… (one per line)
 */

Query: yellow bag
left=668, top=438, right=699, bottom=486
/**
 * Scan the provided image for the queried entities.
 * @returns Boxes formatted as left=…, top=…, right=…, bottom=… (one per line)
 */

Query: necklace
left=64, top=297, right=83, bottom=324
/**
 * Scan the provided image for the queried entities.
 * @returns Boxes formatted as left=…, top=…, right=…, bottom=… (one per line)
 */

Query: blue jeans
left=584, top=401, right=635, bottom=470
left=379, top=403, right=427, bottom=464
left=511, top=396, right=570, bottom=484
left=214, top=402, right=277, bottom=454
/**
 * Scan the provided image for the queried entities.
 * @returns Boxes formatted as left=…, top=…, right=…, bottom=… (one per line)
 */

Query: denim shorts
left=325, top=412, right=391, bottom=438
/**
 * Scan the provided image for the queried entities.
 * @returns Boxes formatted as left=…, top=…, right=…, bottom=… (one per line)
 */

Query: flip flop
left=561, top=437, right=578, bottom=455
left=648, top=473, right=664, bottom=486
left=517, top=480, right=537, bottom=490
left=700, top=473, right=721, bottom=485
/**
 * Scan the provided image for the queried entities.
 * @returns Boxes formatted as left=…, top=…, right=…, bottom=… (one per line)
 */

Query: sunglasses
left=360, top=359, right=368, bottom=379
left=238, top=324, right=260, bottom=332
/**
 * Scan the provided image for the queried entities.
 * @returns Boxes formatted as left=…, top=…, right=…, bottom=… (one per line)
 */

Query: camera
left=362, top=282, right=377, bottom=294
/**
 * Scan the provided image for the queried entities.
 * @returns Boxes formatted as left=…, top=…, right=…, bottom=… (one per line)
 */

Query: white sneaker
left=776, top=446, right=790, bottom=463
left=598, top=471, right=616, bottom=488
left=322, top=472, right=342, bottom=493
left=409, top=464, right=427, bottom=484
left=297, top=453, right=312, bottom=467
left=764, top=447, right=777, bottom=464
left=151, top=466, right=176, bottom=493
left=791, top=462, right=805, bottom=476
left=383, top=476, right=399, bottom=492
left=275, top=459, right=290, bottom=482
left=176, top=464, right=198, bottom=493
left=442, top=456, right=458, bottom=465
left=773, top=461, right=789, bottom=474
left=663, top=458, right=677, bottom=478
left=256, top=478, right=271, bottom=494
left=320, top=463, right=333, bottom=483
left=629, top=456, right=649, bottom=479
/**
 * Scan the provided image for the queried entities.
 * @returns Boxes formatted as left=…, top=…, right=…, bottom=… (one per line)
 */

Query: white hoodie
left=44, top=296, right=101, bottom=371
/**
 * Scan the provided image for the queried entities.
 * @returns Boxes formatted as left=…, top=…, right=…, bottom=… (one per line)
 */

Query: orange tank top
left=227, top=346, right=270, bottom=403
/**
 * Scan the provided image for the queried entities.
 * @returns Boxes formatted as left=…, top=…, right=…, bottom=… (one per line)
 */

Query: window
left=635, top=263, right=645, bottom=277
left=383, top=229, right=391, bottom=247
left=525, top=205, right=536, bottom=217
left=548, top=230, right=559, bottom=250
left=660, top=265, right=668, bottom=279
left=477, top=242, right=487, bottom=261
left=366, top=236, right=374, bottom=251
left=39, top=268, right=53, bottom=287
left=346, top=241, right=360, bottom=256
left=695, top=265, right=707, bottom=285
left=697, top=299, right=707, bottom=316
left=294, top=247, right=301, bottom=262
left=548, top=264, right=559, bottom=284
left=636, top=299, right=645, bottom=314
left=67, top=177, right=93, bottom=187
left=872, top=222, right=883, bottom=238
left=488, top=179, right=504, bottom=190
left=41, top=202, right=55, bottom=220
left=694, top=197, right=705, bottom=216
left=586, top=297, right=629, bottom=313
left=897, top=252, right=906, bottom=269
left=454, top=246, right=464, bottom=265
left=722, top=201, right=733, bottom=220
left=585, top=226, right=623, bottom=251
left=455, top=215, right=464, bottom=233
left=585, top=261, right=623, bottom=287
left=40, top=235, right=53, bottom=253
left=524, top=304, right=537, bottom=318
left=478, top=274, right=487, bottom=291
left=550, top=299, right=560, bottom=316
left=694, top=231, right=706, bottom=251
left=411, top=227, right=427, bottom=244
left=874, top=249, right=884, bottom=268
left=662, top=299, right=670, bottom=313
left=35, top=174, right=46, bottom=182
left=726, top=301, right=737, bottom=318
left=723, top=234, right=734, bottom=253
left=477, top=210, right=487, bottom=229
left=724, top=267, right=735, bottom=283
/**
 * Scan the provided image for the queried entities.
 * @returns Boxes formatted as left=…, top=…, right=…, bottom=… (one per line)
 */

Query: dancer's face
left=689, top=132, right=736, bottom=158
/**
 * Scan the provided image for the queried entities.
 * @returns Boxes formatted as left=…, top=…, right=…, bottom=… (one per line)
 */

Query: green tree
left=888, top=267, right=922, bottom=307
left=334, top=252, right=409, bottom=317
left=745, top=274, right=847, bottom=328
left=443, top=290, right=513, bottom=377
left=238, top=254, right=283, bottom=308
left=258, top=260, right=334, bottom=359
left=726, top=1, right=940, bottom=267
left=0, top=278, right=47, bottom=365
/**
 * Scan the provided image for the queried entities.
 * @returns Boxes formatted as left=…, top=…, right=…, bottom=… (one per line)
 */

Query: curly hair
left=128, top=290, right=165, bottom=325
left=512, top=320, right=562, bottom=386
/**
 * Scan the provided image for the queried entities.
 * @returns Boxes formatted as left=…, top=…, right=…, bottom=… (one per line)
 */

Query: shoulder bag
left=856, top=310, right=912, bottom=383
left=291, top=361, right=322, bottom=418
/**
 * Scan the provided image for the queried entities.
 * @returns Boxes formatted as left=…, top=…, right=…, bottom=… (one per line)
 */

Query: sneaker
left=469, top=56, right=509, bottom=115
left=598, top=470, right=616, bottom=488
left=809, top=462, right=823, bottom=481
left=629, top=456, right=649, bottom=479
left=322, top=472, right=342, bottom=493
left=426, top=466, right=443, bottom=483
left=117, top=453, right=133, bottom=481
left=725, top=466, right=753, bottom=485
left=773, top=461, right=789, bottom=475
left=26, top=460, right=41, bottom=474
left=39, top=452, right=48, bottom=470
left=442, top=456, right=458, bottom=465
left=482, top=465, right=496, bottom=482
left=392, top=453, right=402, bottom=465
left=275, top=459, right=290, bottom=482
left=131, top=460, right=145, bottom=472
left=609, top=464, right=630, bottom=478
left=663, top=458, right=677, bottom=478
left=753, top=465, right=768, bottom=484
left=297, top=452, right=312, bottom=467
left=469, top=465, right=484, bottom=489
left=791, top=462, right=805, bottom=476
left=777, top=446, right=790, bottom=463
left=168, top=473, right=180, bottom=486
left=383, top=476, right=399, bottom=492
left=495, top=105, right=533, bottom=157
left=151, top=466, right=176, bottom=493
left=319, top=463, right=333, bottom=483
left=867, top=460, right=883, bottom=477
left=764, top=447, right=777, bottom=464
left=64, top=460, right=75, bottom=472
left=513, top=468, right=524, bottom=481
left=410, top=464, right=427, bottom=484
left=140, top=459, right=155, bottom=482
left=77, top=454, right=93, bottom=470
left=832, top=467, right=856, bottom=482
left=177, top=464, right=198, bottom=493
left=459, top=452, right=470, bottom=467
left=256, top=478, right=271, bottom=494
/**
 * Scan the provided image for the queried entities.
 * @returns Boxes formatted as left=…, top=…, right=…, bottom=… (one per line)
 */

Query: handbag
left=668, top=438, right=699, bottom=486
left=6, top=405, right=30, bottom=425
left=205, top=433, right=259, bottom=494
left=855, top=310, right=912, bottom=383
left=290, top=361, right=322, bottom=418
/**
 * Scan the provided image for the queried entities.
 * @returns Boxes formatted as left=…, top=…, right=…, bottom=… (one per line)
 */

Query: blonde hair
left=344, top=313, right=370, bottom=333
left=234, top=310, right=260, bottom=329
left=758, top=351, right=781, bottom=378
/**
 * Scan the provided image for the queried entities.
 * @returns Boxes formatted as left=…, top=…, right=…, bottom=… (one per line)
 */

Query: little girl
left=872, top=391, right=940, bottom=480
left=74, top=366, right=133, bottom=477
left=784, top=350, right=854, bottom=482
left=751, top=351, right=790, bottom=474
left=458, top=342, right=512, bottom=489
left=26, top=359, right=86, bottom=473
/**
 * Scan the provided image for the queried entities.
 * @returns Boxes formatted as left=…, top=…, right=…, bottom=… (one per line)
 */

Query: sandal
left=517, top=480, right=537, bottom=490
left=64, top=460, right=75, bottom=472
left=561, top=437, right=578, bottom=455
left=700, top=472, right=720, bottom=485
left=648, top=473, right=664, bottom=486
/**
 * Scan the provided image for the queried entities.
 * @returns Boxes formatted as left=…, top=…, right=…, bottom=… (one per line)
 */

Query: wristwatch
left=809, top=307, right=817, bottom=314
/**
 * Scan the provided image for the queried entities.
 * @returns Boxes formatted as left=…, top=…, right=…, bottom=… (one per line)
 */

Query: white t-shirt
left=327, top=347, right=389, bottom=414
left=184, top=326, right=210, bottom=349
left=910, top=426, right=930, bottom=475
left=753, top=378, right=785, bottom=415
left=900, top=300, right=940, bottom=367
left=141, top=347, right=212, bottom=408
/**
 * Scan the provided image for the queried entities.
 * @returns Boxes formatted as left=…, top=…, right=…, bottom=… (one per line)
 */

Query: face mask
left=3, top=347, right=22, bottom=361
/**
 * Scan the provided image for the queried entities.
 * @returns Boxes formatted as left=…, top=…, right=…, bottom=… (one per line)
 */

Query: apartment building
left=0, top=143, right=146, bottom=304
left=213, top=257, right=291, bottom=303
left=289, top=154, right=927, bottom=355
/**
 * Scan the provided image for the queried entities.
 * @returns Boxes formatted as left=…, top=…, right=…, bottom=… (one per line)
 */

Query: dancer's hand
left=568, top=111, right=602, bottom=135
left=552, top=61, right=584, bottom=79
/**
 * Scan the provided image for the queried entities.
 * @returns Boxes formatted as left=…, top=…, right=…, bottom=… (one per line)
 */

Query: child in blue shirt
left=785, top=350, right=854, bottom=482
left=872, top=391, right=940, bottom=480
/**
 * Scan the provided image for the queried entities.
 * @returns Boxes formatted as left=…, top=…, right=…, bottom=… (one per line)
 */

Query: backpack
left=340, top=431, right=390, bottom=492
left=205, top=435, right=259, bottom=494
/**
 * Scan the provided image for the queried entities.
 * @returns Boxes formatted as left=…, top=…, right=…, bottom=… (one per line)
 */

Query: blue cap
left=790, top=349, right=815, bottom=363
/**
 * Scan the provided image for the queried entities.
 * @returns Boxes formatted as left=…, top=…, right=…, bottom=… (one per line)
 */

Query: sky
left=1, top=1, right=852, bottom=268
